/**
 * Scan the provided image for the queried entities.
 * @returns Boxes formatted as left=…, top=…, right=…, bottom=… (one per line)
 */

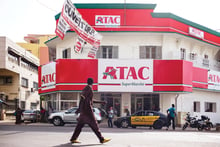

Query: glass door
left=136, top=97, right=143, bottom=111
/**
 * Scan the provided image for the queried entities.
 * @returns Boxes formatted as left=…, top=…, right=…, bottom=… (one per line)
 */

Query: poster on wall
left=208, top=70, right=220, bottom=91
left=98, top=59, right=153, bottom=92
left=41, top=62, right=56, bottom=90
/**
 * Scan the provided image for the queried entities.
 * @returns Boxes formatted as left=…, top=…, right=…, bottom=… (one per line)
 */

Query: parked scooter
left=182, top=112, right=201, bottom=130
left=182, top=112, right=213, bottom=131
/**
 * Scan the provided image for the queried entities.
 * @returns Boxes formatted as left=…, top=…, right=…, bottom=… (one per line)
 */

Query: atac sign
left=41, top=62, right=56, bottom=90
left=98, top=59, right=153, bottom=92
left=208, top=70, right=220, bottom=91
left=95, top=15, right=120, bottom=26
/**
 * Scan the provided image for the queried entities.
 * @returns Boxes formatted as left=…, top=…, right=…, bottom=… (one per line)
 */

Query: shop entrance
left=100, top=93, right=121, bottom=117
left=136, top=97, right=143, bottom=111
left=131, top=94, right=160, bottom=114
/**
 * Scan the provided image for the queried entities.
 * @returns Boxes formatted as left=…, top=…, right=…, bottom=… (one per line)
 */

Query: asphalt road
left=0, top=121, right=220, bottom=147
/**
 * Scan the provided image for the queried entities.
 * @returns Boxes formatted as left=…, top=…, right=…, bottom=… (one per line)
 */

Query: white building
left=40, top=3, right=220, bottom=125
left=0, top=37, right=40, bottom=119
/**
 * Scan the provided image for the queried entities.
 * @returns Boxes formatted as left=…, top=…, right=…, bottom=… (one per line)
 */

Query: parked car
left=48, top=107, right=102, bottom=126
left=114, top=110, right=167, bottom=129
left=21, top=110, right=41, bottom=123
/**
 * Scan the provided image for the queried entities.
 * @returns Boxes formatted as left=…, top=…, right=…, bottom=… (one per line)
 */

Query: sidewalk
left=0, top=119, right=218, bottom=132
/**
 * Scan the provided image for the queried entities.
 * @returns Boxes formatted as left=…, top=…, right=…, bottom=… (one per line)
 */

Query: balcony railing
left=189, top=56, right=220, bottom=71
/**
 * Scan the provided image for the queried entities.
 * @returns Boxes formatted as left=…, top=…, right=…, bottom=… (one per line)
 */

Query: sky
left=0, top=0, right=220, bottom=43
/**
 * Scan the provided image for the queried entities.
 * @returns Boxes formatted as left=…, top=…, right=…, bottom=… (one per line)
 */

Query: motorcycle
left=182, top=112, right=213, bottom=131
left=182, top=112, right=201, bottom=130
left=198, top=115, right=213, bottom=131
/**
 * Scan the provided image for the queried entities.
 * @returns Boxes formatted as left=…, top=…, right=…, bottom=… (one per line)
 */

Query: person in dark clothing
left=15, top=107, right=22, bottom=124
left=166, top=104, right=176, bottom=130
left=40, top=107, right=46, bottom=122
left=70, top=78, right=111, bottom=144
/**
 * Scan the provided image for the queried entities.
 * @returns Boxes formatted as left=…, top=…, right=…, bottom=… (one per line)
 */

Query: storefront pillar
left=57, top=92, right=61, bottom=111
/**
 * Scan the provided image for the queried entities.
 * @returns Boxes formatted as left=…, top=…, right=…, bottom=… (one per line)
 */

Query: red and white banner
left=88, top=46, right=99, bottom=58
left=55, top=14, right=70, bottom=40
left=74, top=36, right=86, bottom=53
left=58, top=0, right=102, bottom=47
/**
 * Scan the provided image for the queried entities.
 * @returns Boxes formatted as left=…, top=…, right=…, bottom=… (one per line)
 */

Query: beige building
left=17, top=34, right=56, bottom=65
left=0, top=36, right=39, bottom=119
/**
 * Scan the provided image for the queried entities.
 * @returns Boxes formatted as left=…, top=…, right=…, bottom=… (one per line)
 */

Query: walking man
left=166, top=104, right=176, bottom=130
left=70, top=78, right=111, bottom=144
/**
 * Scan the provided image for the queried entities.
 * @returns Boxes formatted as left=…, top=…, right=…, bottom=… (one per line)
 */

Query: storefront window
left=131, top=94, right=159, bottom=114
left=61, top=101, right=77, bottom=110
left=60, top=93, right=78, bottom=110
left=100, top=93, right=121, bottom=117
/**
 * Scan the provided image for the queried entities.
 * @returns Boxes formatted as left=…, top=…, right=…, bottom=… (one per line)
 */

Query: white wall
left=177, top=90, right=220, bottom=124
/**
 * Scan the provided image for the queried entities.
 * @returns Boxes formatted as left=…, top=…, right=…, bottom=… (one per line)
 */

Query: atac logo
left=102, top=66, right=150, bottom=80
left=95, top=15, right=120, bottom=26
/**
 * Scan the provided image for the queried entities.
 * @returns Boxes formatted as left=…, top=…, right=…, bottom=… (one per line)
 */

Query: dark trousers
left=70, top=120, right=104, bottom=142
left=167, top=116, right=175, bottom=130
left=108, top=118, right=113, bottom=128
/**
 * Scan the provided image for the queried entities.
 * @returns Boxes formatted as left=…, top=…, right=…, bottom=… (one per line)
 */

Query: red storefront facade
left=41, top=3, right=220, bottom=124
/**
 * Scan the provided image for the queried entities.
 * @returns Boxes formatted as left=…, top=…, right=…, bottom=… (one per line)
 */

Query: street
left=0, top=121, right=220, bottom=147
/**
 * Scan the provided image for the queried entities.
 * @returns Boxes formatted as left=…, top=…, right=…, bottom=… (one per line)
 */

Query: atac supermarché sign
left=41, top=62, right=56, bottom=90
left=98, top=59, right=153, bottom=92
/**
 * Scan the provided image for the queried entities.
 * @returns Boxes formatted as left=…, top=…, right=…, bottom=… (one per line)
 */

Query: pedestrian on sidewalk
left=70, top=78, right=111, bottom=144
left=166, top=104, right=176, bottom=130
left=108, top=107, right=114, bottom=128
left=14, top=107, right=22, bottom=124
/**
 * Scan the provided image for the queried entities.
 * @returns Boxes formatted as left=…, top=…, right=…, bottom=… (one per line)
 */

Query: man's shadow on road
left=53, top=143, right=102, bottom=147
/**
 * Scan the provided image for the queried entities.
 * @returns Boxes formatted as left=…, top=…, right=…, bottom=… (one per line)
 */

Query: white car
left=48, top=107, right=102, bottom=126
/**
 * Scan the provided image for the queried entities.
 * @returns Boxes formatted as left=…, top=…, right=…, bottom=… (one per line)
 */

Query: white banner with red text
left=98, top=59, right=153, bottom=92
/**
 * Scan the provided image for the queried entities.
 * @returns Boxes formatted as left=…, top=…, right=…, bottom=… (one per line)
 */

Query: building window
left=96, top=46, right=118, bottom=59
left=205, top=102, right=216, bottom=112
left=139, top=46, right=162, bottom=59
left=33, top=82, right=38, bottom=90
left=21, top=101, right=26, bottom=110
left=203, top=54, right=209, bottom=67
left=62, top=48, right=71, bottom=59
left=0, top=76, right=12, bottom=85
left=193, top=101, right=200, bottom=112
left=180, top=48, right=186, bottom=60
left=21, top=78, right=28, bottom=88
left=190, top=53, right=197, bottom=60
left=31, top=103, right=37, bottom=109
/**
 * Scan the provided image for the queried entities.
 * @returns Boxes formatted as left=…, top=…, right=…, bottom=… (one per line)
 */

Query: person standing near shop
left=108, top=107, right=114, bottom=128
left=166, top=104, right=176, bottom=130
left=70, top=78, right=111, bottom=144
left=15, top=107, right=22, bottom=124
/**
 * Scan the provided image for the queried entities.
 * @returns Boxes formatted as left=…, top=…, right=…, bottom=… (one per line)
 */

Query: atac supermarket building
left=40, top=3, right=220, bottom=125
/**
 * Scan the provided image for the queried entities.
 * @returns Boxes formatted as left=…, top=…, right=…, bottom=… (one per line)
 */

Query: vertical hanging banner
left=55, top=0, right=102, bottom=58
left=74, top=36, right=86, bottom=53
left=88, top=46, right=99, bottom=58
left=55, top=15, right=70, bottom=40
